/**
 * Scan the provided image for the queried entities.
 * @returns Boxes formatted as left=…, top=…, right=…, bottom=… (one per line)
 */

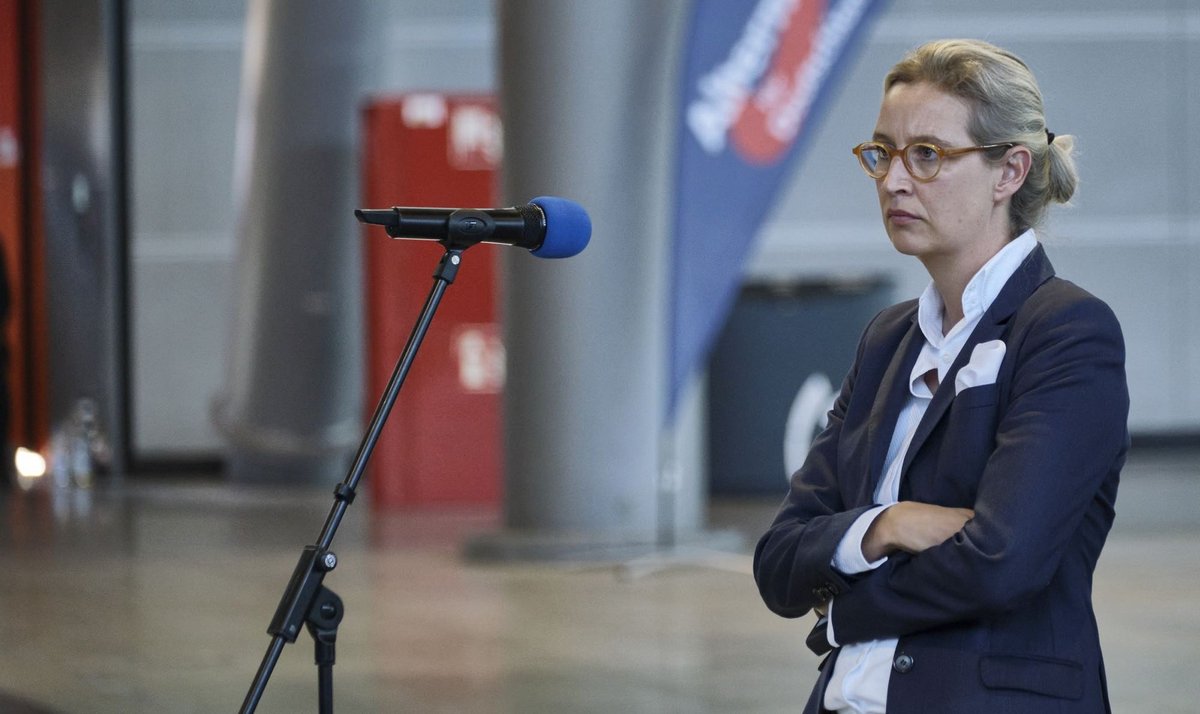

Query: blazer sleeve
left=753, top=311, right=885, bottom=618
left=829, top=293, right=1129, bottom=644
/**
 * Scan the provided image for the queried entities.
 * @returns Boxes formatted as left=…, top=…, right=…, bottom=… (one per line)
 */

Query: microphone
left=355, top=196, right=591, bottom=258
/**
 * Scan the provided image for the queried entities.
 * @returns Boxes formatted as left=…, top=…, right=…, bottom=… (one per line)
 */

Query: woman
left=753, top=39, right=1128, bottom=713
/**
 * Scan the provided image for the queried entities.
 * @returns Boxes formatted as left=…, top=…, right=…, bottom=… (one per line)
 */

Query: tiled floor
left=0, top=448, right=1197, bottom=713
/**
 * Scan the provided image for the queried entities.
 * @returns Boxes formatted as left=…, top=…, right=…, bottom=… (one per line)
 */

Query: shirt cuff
left=831, top=504, right=892, bottom=575
left=826, top=601, right=839, bottom=648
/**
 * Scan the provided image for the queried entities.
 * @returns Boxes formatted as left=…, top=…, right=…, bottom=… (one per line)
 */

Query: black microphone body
left=356, top=205, right=545, bottom=251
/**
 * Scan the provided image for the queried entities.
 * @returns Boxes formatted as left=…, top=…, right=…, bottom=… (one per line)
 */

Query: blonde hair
left=885, top=39, right=1077, bottom=237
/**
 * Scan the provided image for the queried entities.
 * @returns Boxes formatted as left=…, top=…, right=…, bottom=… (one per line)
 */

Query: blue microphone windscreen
left=530, top=196, right=591, bottom=258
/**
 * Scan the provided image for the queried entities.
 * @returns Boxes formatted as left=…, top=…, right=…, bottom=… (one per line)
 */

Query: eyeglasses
left=852, top=141, right=1016, bottom=181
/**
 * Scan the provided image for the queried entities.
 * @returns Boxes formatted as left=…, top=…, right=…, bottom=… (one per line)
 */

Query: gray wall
left=128, top=0, right=1199, bottom=460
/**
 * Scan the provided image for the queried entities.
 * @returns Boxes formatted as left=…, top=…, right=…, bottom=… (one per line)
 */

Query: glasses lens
left=858, top=144, right=889, bottom=177
left=905, top=144, right=942, bottom=180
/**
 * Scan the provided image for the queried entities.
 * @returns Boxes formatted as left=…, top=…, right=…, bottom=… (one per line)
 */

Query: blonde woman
left=754, top=39, right=1128, bottom=713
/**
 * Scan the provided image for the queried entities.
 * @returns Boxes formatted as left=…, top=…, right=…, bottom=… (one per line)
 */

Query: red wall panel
left=0, top=0, right=48, bottom=454
left=361, top=94, right=503, bottom=507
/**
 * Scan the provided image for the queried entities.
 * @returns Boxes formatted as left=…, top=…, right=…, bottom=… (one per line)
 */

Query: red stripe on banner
left=730, top=0, right=827, bottom=166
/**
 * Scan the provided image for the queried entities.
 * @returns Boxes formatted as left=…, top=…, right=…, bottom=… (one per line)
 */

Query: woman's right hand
left=862, top=502, right=975, bottom=562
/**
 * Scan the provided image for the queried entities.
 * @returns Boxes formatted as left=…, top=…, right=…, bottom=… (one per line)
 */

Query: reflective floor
left=0, top=448, right=1197, bottom=713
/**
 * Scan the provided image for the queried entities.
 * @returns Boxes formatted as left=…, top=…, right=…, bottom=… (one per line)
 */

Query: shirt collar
left=916, top=229, right=1038, bottom=347
left=909, top=230, right=1038, bottom=397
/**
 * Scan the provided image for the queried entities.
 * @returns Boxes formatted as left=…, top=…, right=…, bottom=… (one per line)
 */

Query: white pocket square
left=955, top=340, right=1006, bottom=395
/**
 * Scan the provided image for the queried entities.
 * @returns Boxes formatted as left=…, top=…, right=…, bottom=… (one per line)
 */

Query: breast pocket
left=953, top=383, right=999, bottom=409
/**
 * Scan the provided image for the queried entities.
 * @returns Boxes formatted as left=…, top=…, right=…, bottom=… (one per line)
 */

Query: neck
left=931, top=272, right=968, bottom=333
left=923, top=231, right=1010, bottom=334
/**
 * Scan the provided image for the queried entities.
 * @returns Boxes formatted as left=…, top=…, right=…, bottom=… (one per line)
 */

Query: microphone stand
left=239, top=246, right=466, bottom=714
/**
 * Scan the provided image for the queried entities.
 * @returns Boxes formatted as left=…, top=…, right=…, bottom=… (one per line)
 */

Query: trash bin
left=707, top=276, right=892, bottom=496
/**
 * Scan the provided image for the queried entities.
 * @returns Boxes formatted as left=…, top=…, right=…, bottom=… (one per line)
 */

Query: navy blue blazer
left=754, top=245, right=1129, bottom=713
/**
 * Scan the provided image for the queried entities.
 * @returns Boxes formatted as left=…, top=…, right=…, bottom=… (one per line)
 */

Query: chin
left=885, top=227, right=926, bottom=257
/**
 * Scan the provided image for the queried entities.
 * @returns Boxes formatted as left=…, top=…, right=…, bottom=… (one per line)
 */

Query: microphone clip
left=439, top=209, right=497, bottom=250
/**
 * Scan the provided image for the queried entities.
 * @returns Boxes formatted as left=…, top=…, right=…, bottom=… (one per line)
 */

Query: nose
left=881, top=156, right=913, bottom=194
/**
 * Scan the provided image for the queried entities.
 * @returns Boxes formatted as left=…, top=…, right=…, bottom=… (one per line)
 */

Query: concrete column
left=214, top=0, right=382, bottom=484
left=476, top=0, right=705, bottom=557
left=39, top=0, right=127, bottom=480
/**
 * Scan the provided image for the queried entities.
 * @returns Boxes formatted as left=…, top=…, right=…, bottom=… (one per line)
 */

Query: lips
left=887, top=208, right=919, bottom=223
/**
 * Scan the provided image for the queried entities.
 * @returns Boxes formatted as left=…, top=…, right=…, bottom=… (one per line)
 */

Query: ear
left=994, top=145, right=1032, bottom=202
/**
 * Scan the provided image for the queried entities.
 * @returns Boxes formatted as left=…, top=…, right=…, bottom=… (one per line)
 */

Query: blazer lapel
left=861, top=312, right=923, bottom=505
left=900, top=244, right=1057, bottom=476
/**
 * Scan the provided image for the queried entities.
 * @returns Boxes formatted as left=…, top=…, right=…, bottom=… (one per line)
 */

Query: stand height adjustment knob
left=320, top=552, right=338, bottom=571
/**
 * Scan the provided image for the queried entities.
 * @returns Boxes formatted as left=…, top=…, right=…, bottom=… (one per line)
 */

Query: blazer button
left=893, top=653, right=914, bottom=674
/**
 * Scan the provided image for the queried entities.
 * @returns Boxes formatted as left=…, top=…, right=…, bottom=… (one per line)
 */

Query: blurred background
left=0, top=0, right=1197, bottom=712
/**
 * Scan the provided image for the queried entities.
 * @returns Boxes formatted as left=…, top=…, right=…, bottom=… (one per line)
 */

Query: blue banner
left=667, top=0, right=885, bottom=422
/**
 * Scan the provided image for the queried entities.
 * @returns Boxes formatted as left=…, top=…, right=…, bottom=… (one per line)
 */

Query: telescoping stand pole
left=239, top=247, right=466, bottom=714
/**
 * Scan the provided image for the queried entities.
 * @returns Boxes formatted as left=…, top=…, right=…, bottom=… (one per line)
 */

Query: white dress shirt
left=822, top=230, right=1038, bottom=714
